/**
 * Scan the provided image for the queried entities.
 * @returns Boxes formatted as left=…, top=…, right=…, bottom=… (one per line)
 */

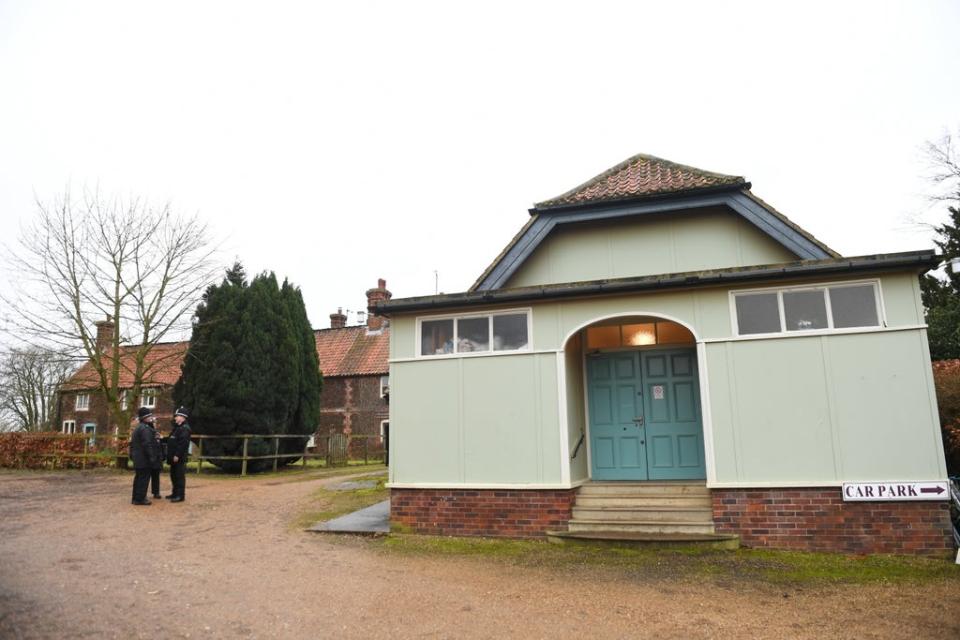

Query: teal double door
left=587, top=348, right=706, bottom=481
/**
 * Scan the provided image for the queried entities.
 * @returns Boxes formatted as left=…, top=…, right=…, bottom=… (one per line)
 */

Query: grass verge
left=376, top=534, right=960, bottom=586
left=293, top=473, right=389, bottom=530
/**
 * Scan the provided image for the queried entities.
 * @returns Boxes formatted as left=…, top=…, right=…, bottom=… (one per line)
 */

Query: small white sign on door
left=652, top=385, right=665, bottom=400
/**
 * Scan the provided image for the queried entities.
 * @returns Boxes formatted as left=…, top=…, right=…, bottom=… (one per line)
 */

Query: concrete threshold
left=307, top=499, right=390, bottom=535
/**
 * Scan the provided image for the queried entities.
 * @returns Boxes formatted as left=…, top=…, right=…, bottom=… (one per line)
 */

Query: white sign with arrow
left=842, top=481, right=949, bottom=502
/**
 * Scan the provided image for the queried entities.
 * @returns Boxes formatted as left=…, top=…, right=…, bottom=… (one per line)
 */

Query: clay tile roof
left=61, top=341, right=189, bottom=391
left=314, top=326, right=390, bottom=377
left=535, top=153, right=747, bottom=210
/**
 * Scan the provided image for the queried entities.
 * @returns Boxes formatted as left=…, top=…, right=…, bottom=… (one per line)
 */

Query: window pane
left=623, top=323, right=656, bottom=346
left=735, top=293, right=781, bottom=334
left=493, top=314, right=529, bottom=351
left=829, top=285, right=878, bottom=328
left=656, top=321, right=695, bottom=344
left=421, top=319, right=454, bottom=355
left=783, top=289, right=828, bottom=331
left=586, top=325, right=620, bottom=349
left=457, top=317, right=490, bottom=352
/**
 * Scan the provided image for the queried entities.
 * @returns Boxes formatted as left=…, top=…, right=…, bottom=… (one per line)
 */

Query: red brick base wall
left=390, top=488, right=576, bottom=538
left=712, top=488, right=954, bottom=555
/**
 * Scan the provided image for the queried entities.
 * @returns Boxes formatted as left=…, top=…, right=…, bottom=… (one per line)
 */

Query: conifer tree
left=173, top=263, right=321, bottom=472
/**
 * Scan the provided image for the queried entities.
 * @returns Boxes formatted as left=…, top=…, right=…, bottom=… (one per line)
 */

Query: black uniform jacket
left=129, top=422, right=161, bottom=469
left=167, top=421, right=191, bottom=464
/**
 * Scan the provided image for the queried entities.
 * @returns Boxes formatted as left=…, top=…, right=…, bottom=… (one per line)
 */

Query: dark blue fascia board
left=475, top=191, right=832, bottom=290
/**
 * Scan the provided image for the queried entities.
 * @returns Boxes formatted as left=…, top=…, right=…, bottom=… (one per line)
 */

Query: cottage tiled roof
left=314, top=326, right=390, bottom=377
left=535, top=153, right=747, bottom=210
left=61, top=341, right=188, bottom=391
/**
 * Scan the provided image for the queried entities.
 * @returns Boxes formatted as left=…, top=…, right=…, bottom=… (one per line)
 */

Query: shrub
left=932, top=359, right=960, bottom=476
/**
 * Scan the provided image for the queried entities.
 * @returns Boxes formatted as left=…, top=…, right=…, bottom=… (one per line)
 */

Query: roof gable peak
left=534, top=153, right=747, bottom=211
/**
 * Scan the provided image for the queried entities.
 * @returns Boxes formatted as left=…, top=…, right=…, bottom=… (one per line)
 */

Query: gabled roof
left=471, top=153, right=839, bottom=291
left=534, top=153, right=747, bottom=210
left=314, top=326, right=389, bottom=377
left=60, top=324, right=392, bottom=392
left=61, top=341, right=189, bottom=391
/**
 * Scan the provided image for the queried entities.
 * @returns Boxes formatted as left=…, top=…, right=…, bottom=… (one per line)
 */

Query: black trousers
left=170, top=460, right=187, bottom=498
left=150, top=468, right=162, bottom=497
left=132, top=468, right=151, bottom=502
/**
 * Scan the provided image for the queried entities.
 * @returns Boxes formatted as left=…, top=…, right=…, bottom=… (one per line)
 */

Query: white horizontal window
left=733, top=281, right=882, bottom=336
left=75, top=394, right=89, bottom=411
left=418, top=310, right=531, bottom=357
left=62, top=420, right=76, bottom=434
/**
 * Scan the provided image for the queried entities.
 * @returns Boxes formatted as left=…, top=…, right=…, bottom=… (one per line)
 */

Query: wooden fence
left=0, top=431, right=385, bottom=474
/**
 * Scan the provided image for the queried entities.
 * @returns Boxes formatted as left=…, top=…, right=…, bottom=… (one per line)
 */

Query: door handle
left=632, top=417, right=644, bottom=426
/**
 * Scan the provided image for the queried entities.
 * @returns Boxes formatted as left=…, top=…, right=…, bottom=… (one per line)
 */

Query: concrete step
left=577, top=482, right=709, bottom=497
left=567, top=519, right=716, bottom=535
left=575, top=495, right=712, bottom=508
left=571, top=506, right=713, bottom=523
left=546, top=530, right=739, bottom=550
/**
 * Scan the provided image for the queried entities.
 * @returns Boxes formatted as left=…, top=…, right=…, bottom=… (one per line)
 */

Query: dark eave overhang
left=377, top=250, right=939, bottom=316
left=529, top=182, right=750, bottom=215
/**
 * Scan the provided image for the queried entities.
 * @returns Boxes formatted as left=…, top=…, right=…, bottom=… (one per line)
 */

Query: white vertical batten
left=696, top=340, right=718, bottom=485
left=556, top=350, right=571, bottom=485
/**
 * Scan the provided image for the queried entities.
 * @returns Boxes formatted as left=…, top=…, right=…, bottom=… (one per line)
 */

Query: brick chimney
left=95, top=316, right=115, bottom=353
left=366, top=279, right=392, bottom=332
left=329, top=307, right=347, bottom=329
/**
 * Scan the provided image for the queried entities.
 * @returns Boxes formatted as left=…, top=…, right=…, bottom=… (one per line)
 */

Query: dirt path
left=0, top=470, right=957, bottom=640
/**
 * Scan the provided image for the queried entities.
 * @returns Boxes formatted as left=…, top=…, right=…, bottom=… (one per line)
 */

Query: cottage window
left=141, top=388, right=157, bottom=409
left=62, top=420, right=76, bottom=434
left=379, top=375, right=389, bottom=398
left=75, top=394, right=90, bottom=411
left=733, top=281, right=881, bottom=336
left=418, top=310, right=531, bottom=357
left=120, top=390, right=129, bottom=410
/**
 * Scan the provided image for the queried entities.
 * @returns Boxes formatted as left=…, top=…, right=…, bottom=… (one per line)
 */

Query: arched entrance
left=572, top=316, right=706, bottom=482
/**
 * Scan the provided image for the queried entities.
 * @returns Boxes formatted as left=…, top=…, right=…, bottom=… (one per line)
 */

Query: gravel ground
left=0, top=469, right=958, bottom=640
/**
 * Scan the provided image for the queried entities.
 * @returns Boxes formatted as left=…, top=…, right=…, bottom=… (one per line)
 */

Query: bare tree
left=923, top=131, right=960, bottom=202
left=0, top=190, right=218, bottom=436
left=0, top=348, right=74, bottom=432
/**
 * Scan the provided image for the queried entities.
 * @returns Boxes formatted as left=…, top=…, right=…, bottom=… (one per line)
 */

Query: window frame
left=120, top=389, right=129, bottom=411
left=75, top=394, right=90, bottom=411
left=415, top=308, right=533, bottom=359
left=141, top=388, right=157, bottom=409
left=379, top=375, right=389, bottom=398
left=62, top=420, right=76, bottom=434
left=730, top=279, right=886, bottom=338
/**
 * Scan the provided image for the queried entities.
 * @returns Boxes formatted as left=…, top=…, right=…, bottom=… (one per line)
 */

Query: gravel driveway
left=0, top=469, right=957, bottom=639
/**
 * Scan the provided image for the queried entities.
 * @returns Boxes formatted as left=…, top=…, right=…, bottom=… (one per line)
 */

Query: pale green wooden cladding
left=505, top=208, right=797, bottom=289
left=387, top=270, right=946, bottom=487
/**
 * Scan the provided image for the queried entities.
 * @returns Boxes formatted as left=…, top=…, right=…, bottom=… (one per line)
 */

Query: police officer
left=129, top=407, right=161, bottom=505
left=166, top=406, right=191, bottom=502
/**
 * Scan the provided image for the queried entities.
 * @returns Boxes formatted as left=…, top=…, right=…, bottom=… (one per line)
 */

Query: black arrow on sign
left=920, top=486, right=945, bottom=495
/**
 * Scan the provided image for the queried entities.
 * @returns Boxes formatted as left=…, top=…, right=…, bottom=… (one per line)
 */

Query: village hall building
left=375, top=154, right=953, bottom=555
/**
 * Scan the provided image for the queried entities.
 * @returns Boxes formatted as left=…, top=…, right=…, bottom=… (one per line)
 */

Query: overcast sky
left=1, top=1, right=958, bottom=336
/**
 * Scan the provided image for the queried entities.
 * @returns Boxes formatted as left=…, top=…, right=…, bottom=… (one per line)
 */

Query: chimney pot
left=329, top=307, right=347, bottom=330
left=366, top=278, right=392, bottom=332
left=95, top=317, right=116, bottom=354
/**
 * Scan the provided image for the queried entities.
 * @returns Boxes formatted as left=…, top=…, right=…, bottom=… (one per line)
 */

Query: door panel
left=640, top=349, right=706, bottom=480
left=588, top=353, right=646, bottom=480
